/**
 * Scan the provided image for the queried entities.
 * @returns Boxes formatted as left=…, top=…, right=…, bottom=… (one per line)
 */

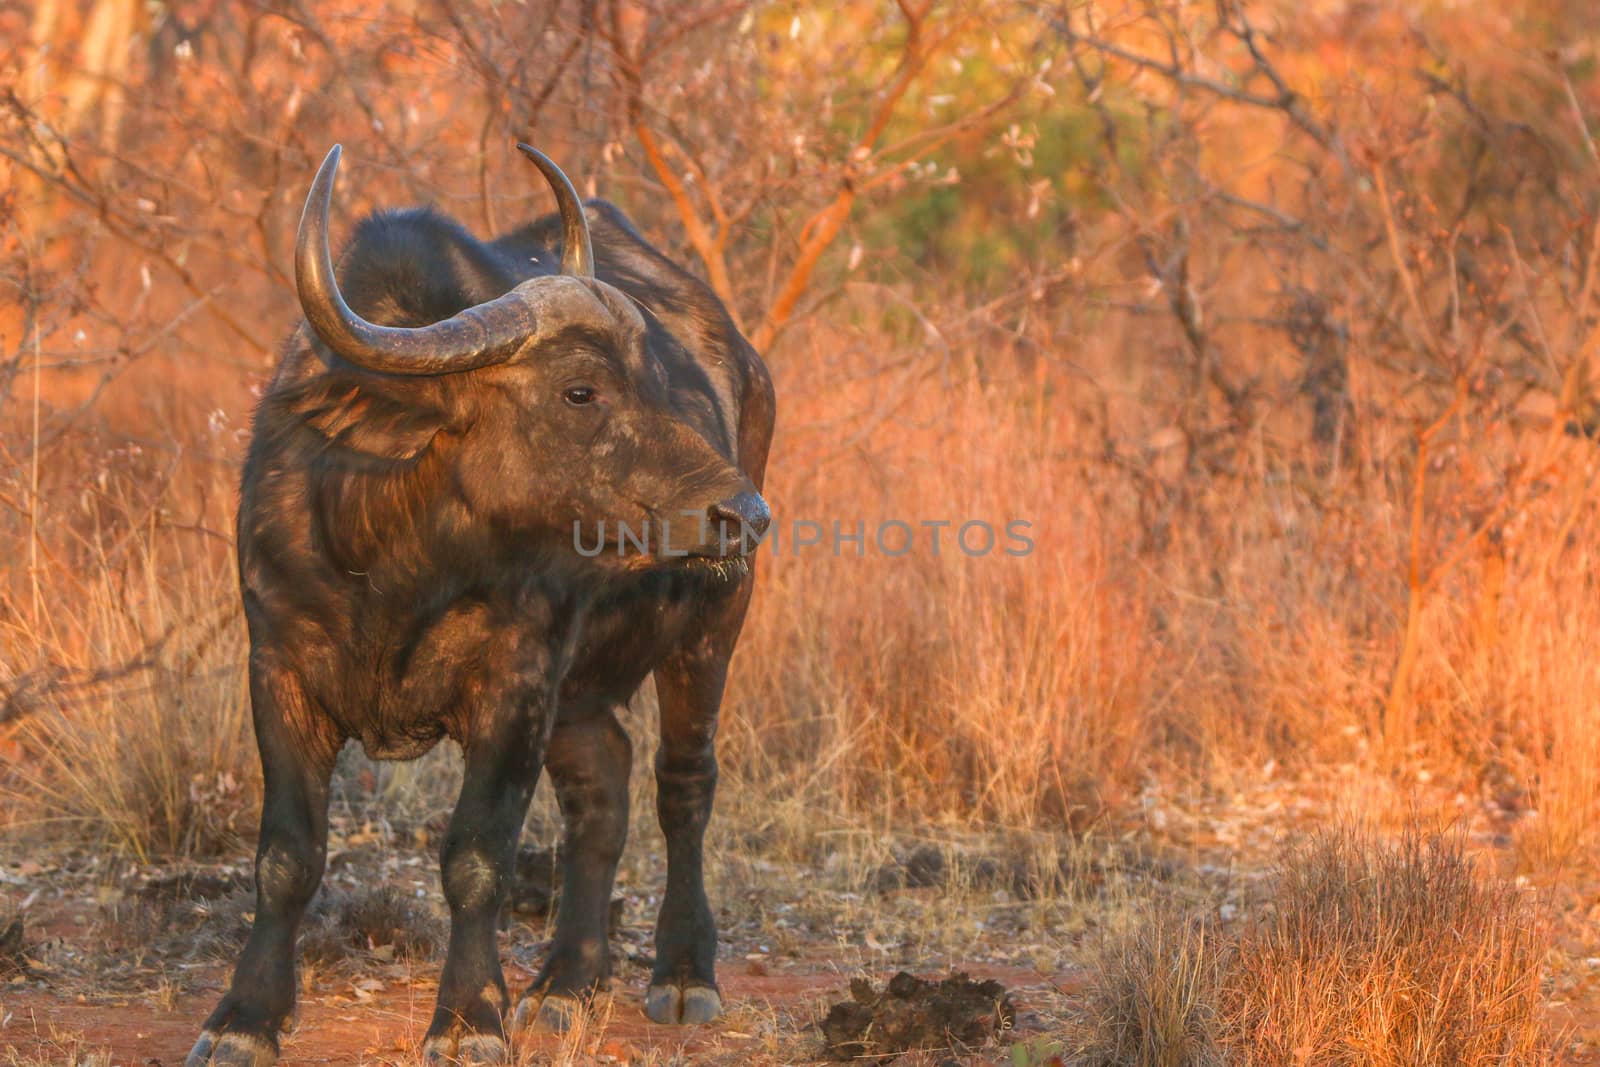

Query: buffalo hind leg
left=423, top=705, right=549, bottom=1065
left=188, top=666, right=337, bottom=1067
left=513, top=706, right=632, bottom=1032
left=645, top=583, right=752, bottom=1026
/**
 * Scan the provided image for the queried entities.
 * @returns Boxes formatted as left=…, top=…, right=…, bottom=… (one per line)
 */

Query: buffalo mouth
left=578, top=511, right=763, bottom=568
left=635, top=545, right=755, bottom=579
left=579, top=527, right=757, bottom=577
left=593, top=549, right=752, bottom=584
left=680, top=553, right=752, bottom=581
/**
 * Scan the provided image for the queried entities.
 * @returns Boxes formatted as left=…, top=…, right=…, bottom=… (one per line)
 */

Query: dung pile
left=821, top=971, right=1015, bottom=1062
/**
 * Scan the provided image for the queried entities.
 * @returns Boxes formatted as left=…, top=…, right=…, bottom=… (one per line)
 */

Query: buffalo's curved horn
left=516, top=143, right=594, bottom=277
left=295, top=145, right=539, bottom=375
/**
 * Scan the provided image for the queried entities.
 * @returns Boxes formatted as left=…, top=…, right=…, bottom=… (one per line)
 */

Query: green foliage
left=854, top=93, right=1152, bottom=291
left=1011, top=1038, right=1068, bottom=1067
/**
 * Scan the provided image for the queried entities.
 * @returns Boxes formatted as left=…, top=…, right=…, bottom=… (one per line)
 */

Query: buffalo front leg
left=188, top=665, right=338, bottom=1067
left=645, top=589, right=751, bottom=1026
left=513, top=705, right=632, bottom=1032
left=423, top=705, right=550, bottom=1065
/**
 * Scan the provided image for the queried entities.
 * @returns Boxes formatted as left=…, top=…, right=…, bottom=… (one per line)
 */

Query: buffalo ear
left=293, top=381, right=452, bottom=461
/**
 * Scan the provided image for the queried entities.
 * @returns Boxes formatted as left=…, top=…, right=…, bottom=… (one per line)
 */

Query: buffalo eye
left=563, top=386, right=598, bottom=407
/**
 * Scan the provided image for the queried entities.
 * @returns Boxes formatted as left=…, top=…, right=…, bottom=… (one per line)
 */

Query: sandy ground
left=4, top=771, right=1599, bottom=1065
left=0, top=825, right=1086, bottom=1065
left=0, top=962, right=1081, bottom=1065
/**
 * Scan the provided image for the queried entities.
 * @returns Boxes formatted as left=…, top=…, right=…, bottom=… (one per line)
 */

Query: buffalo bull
left=187, top=144, right=774, bottom=1066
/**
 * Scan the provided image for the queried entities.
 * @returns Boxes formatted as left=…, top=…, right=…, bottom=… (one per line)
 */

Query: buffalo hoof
left=185, top=1031, right=277, bottom=1067
left=644, top=983, right=721, bottom=1025
left=511, top=992, right=583, bottom=1033
left=420, top=1032, right=508, bottom=1066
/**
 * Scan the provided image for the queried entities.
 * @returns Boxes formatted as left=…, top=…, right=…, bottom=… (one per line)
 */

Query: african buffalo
left=187, top=144, right=774, bottom=1066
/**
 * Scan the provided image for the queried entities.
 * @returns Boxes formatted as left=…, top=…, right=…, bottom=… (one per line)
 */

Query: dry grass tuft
left=1226, top=827, right=1553, bottom=1066
left=1075, top=826, right=1554, bottom=1066
left=1076, top=905, right=1228, bottom=1067
left=1, top=531, right=251, bottom=863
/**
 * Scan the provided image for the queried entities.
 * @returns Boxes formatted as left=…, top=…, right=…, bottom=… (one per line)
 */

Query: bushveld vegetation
left=2, top=1, right=1598, bottom=1062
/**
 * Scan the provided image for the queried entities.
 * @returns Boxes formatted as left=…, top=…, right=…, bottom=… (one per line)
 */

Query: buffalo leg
left=644, top=584, right=752, bottom=1025
left=188, top=665, right=338, bottom=1067
left=422, top=702, right=549, bottom=1065
left=513, top=706, right=632, bottom=1032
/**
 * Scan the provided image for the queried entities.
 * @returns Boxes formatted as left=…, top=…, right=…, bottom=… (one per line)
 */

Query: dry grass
left=727, top=353, right=1153, bottom=828
left=1076, top=905, right=1227, bottom=1067
left=1230, top=827, right=1552, bottom=1065
left=0, top=1026, right=111, bottom=1067
left=5, top=308, right=1600, bottom=875
left=5, top=376, right=1597, bottom=874
left=1074, top=826, right=1554, bottom=1066
left=0, top=469, right=252, bottom=862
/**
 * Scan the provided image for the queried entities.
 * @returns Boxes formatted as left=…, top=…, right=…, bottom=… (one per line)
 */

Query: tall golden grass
left=0, top=465, right=252, bottom=862
left=10, top=285, right=1595, bottom=866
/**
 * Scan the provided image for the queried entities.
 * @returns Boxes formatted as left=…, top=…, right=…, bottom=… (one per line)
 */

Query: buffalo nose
left=709, top=491, right=770, bottom=542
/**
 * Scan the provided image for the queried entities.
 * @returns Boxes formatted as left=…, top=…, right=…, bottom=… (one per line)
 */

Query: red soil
left=1, top=962, right=1081, bottom=1065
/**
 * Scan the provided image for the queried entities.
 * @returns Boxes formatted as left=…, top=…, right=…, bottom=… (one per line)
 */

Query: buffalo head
left=292, top=144, right=769, bottom=567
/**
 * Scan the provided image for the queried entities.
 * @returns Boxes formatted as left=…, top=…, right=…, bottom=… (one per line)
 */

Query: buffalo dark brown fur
left=188, top=146, right=773, bottom=1067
